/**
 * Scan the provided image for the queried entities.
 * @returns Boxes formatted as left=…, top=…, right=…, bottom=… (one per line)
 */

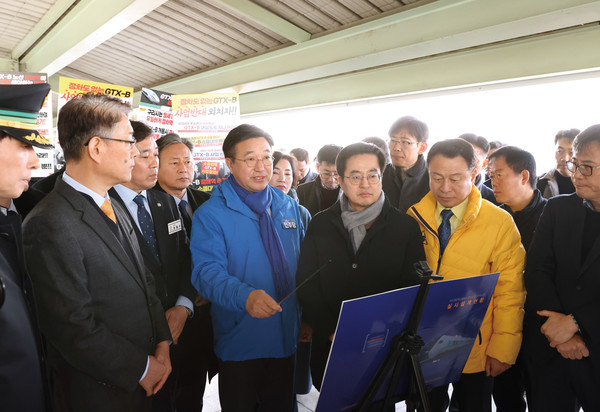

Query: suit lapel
left=110, top=189, right=162, bottom=277
left=579, top=201, right=600, bottom=275
left=148, top=190, right=173, bottom=268
left=112, top=200, right=151, bottom=289
left=57, top=181, right=145, bottom=289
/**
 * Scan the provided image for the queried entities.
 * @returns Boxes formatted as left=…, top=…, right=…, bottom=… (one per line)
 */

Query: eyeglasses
left=344, top=173, right=381, bottom=185
left=320, top=171, right=339, bottom=179
left=84, top=136, right=136, bottom=149
left=389, top=139, right=419, bottom=149
left=566, top=160, right=600, bottom=177
left=232, top=155, right=274, bottom=168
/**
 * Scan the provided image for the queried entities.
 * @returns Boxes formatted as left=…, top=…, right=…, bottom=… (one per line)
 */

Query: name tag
left=168, top=219, right=183, bottom=235
left=281, top=219, right=297, bottom=230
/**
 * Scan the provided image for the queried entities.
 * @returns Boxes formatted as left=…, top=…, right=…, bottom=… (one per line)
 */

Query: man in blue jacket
left=190, top=124, right=305, bottom=412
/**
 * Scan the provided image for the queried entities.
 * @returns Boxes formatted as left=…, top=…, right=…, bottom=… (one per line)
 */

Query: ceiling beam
left=153, top=0, right=600, bottom=96
left=212, top=0, right=311, bottom=44
left=11, top=0, right=78, bottom=60
left=19, top=0, right=169, bottom=76
left=239, top=24, right=600, bottom=113
left=0, top=57, right=17, bottom=72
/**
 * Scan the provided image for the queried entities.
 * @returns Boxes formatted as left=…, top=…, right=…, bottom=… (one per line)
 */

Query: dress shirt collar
left=435, top=196, right=469, bottom=235
left=62, top=172, right=109, bottom=207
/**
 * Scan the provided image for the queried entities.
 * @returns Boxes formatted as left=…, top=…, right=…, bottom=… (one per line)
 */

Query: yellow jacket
left=408, top=187, right=526, bottom=373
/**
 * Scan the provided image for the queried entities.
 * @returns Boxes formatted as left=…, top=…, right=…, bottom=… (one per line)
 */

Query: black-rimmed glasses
left=84, top=136, right=136, bottom=149
left=566, top=160, right=600, bottom=177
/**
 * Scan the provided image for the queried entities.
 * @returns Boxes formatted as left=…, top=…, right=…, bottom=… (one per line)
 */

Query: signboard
left=172, top=92, right=240, bottom=192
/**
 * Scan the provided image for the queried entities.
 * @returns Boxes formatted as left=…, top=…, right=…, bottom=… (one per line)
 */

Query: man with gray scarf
left=296, top=142, right=425, bottom=390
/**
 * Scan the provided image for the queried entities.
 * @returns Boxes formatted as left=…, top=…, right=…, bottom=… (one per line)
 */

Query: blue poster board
left=316, top=273, right=499, bottom=412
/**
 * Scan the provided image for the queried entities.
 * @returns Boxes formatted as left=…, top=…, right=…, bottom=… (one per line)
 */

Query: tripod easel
left=355, top=261, right=442, bottom=412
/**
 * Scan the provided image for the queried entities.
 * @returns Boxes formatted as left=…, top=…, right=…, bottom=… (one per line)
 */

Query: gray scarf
left=340, top=192, right=385, bottom=253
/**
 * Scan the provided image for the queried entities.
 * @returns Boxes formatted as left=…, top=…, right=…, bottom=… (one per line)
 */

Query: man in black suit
left=111, top=121, right=196, bottom=411
left=23, top=93, right=172, bottom=412
left=0, top=83, right=52, bottom=412
left=524, top=124, right=600, bottom=411
left=155, top=133, right=216, bottom=412
left=155, top=133, right=210, bottom=234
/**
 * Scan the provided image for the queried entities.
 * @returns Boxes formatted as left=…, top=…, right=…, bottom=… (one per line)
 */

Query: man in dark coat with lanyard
left=0, top=83, right=53, bottom=412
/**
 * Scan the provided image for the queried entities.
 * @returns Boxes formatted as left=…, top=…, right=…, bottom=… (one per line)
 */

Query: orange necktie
left=100, top=198, right=116, bottom=223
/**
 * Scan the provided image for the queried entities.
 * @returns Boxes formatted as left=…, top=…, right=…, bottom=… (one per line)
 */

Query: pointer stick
left=278, top=259, right=332, bottom=305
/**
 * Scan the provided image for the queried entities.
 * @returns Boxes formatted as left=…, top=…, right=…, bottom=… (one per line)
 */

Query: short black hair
left=290, top=148, right=309, bottom=163
left=156, top=133, right=194, bottom=157
left=555, top=128, right=580, bottom=145
left=388, top=116, right=429, bottom=142
left=488, top=146, right=537, bottom=189
left=489, top=140, right=504, bottom=151
left=273, top=151, right=299, bottom=188
left=336, top=142, right=385, bottom=178
left=427, top=139, right=477, bottom=171
left=573, top=124, right=600, bottom=155
left=317, top=144, right=343, bottom=165
left=222, top=124, right=274, bottom=159
left=458, top=133, right=490, bottom=155
left=130, top=120, right=154, bottom=143
left=363, top=136, right=391, bottom=163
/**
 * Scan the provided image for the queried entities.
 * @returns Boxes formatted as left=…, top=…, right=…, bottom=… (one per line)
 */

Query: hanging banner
left=139, top=87, right=174, bottom=139
left=57, top=76, right=134, bottom=112
left=0, top=72, right=54, bottom=177
left=172, top=92, right=239, bottom=192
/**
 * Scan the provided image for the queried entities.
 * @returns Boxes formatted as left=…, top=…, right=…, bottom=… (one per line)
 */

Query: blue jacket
left=190, top=179, right=305, bottom=361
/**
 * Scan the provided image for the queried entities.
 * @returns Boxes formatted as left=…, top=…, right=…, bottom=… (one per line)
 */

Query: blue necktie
left=133, top=194, right=160, bottom=262
left=438, top=209, right=453, bottom=257
left=178, top=199, right=192, bottom=236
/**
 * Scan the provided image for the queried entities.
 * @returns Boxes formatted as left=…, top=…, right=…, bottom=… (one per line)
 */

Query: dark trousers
left=218, top=356, right=295, bottom=412
left=526, top=355, right=600, bottom=412
left=310, top=338, right=332, bottom=391
left=175, top=305, right=217, bottom=412
left=492, top=355, right=526, bottom=412
left=426, top=372, right=493, bottom=412
left=152, top=344, right=179, bottom=412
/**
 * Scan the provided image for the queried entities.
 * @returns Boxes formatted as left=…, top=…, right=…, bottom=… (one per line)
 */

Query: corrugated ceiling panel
left=0, top=0, right=57, bottom=57
left=252, top=0, right=328, bottom=33
left=60, top=0, right=432, bottom=89
left=280, top=0, right=343, bottom=31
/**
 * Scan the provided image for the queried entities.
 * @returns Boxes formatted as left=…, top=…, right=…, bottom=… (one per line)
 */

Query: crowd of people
left=2, top=83, right=600, bottom=412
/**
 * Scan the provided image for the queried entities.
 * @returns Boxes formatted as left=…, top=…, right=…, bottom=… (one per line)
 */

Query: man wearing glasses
left=382, top=115, right=430, bottom=212
left=524, top=124, right=600, bottom=411
left=297, top=144, right=343, bottom=216
left=23, top=93, right=172, bottom=411
left=190, top=124, right=306, bottom=411
left=296, top=142, right=425, bottom=389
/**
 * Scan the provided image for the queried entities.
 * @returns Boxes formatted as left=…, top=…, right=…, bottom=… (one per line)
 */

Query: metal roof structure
left=2, top=0, right=600, bottom=114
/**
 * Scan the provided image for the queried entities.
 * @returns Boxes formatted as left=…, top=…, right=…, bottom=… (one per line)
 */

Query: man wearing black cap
left=0, top=83, right=53, bottom=411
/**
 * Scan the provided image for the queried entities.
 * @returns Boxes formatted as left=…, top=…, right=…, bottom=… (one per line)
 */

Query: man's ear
left=315, top=162, right=321, bottom=173
left=521, top=170, right=530, bottom=186
left=470, top=167, right=479, bottom=184
left=418, top=142, right=428, bottom=155
left=225, top=157, right=233, bottom=171
left=87, top=136, right=103, bottom=164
